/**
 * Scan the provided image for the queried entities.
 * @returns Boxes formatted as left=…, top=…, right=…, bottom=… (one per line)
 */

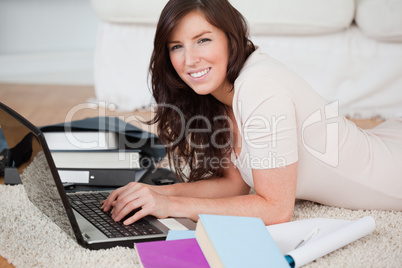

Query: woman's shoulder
left=237, top=48, right=287, bottom=79
left=235, top=48, right=309, bottom=96
left=234, top=48, right=294, bottom=95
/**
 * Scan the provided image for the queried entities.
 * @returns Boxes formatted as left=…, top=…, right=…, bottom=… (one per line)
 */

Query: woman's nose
left=185, top=48, right=200, bottom=66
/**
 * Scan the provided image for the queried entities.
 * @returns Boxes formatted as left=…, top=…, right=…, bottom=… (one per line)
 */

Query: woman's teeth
left=190, top=68, right=210, bottom=78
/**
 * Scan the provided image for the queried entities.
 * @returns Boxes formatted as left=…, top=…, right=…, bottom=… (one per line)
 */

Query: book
left=43, top=131, right=143, bottom=185
left=50, top=150, right=141, bottom=169
left=169, top=216, right=375, bottom=268
left=166, top=230, right=196, bottom=241
left=134, top=238, right=209, bottom=268
left=43, top=131, right=119, bottom=150
left=195, top=214, right=289, bottom=268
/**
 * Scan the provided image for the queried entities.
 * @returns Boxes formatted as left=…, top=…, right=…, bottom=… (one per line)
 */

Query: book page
left=44, top=131, right=118, bottom=150
left=267, top=216, right=375, bottom=268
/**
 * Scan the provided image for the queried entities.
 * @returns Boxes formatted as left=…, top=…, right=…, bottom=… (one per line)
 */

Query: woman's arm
left=102, top=161, right=298, bottom=226
left=159, top=160, right=250, bottom=198
left=165, top=162, right=298, bottom=225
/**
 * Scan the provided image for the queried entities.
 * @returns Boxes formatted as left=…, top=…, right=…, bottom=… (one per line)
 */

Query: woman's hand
left=101, top=182, right=171, bottom=225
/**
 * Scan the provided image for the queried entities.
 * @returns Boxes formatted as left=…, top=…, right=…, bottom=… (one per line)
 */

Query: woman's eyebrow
left=192, top=30, right=212, bottom=40
left=168, top=30, right=212, bottom=44
left=167, top=40, right=180, bottom=45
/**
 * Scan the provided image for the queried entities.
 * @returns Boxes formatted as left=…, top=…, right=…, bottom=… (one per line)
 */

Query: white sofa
left=90, top=0, right=402, bottom=119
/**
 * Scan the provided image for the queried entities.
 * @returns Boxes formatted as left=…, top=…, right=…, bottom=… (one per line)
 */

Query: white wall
left=0, top=0, right=99, bottom=85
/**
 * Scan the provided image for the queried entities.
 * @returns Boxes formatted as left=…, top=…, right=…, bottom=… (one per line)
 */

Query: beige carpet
left=0, top=184, right=401, bottom=268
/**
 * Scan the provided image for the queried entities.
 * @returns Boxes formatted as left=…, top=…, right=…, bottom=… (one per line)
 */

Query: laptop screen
left=0, top=105, right=76, bottom=240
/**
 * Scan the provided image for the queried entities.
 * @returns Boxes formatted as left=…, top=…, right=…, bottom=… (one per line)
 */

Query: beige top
left=231, top=48, right=402, bottom=211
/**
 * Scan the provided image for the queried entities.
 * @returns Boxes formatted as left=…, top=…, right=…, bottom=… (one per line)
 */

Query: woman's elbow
left=261, top=203, right=294, bottom=225
left=275, top=209, right=293, bottom=224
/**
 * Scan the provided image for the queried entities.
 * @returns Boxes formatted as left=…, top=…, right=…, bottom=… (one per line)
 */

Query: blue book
left=195, top=214, right=289, bottom=268
left=166, top=230, right=196, bottom=241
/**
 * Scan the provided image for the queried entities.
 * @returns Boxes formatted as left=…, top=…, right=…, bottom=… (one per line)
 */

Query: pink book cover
left=135, top=238, right=210, bottom=268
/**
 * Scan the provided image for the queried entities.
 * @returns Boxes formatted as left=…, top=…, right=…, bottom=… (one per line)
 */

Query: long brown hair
left=149, top=0, right=255, bottom=182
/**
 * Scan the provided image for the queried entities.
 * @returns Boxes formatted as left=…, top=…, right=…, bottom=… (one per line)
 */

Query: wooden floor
left=0, top=83, right=156, bottom=129
left=0, top=83, right=384, bottom=267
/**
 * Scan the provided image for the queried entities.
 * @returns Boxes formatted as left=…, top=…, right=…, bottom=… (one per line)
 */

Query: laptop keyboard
left=67, top=192, right=162, bottom=238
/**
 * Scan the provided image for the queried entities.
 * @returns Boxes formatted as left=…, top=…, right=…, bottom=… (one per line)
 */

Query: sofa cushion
left=90, top=0, right=167, bottom=24
left=231, top=0, right=355, bottom=35
left=90, top=0, right=355, bottom=35
left=355, top=0, right=402, bottom=42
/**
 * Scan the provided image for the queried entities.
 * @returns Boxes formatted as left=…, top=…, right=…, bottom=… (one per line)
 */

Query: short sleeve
left=236, top=77, right=298, bottom=169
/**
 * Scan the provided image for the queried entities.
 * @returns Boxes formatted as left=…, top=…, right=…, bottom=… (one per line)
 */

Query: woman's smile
left=189, top=67, right=211, bottom=79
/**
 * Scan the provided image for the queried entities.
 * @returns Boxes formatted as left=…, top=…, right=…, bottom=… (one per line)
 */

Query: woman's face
left=168, top=11, right=231, bottom=98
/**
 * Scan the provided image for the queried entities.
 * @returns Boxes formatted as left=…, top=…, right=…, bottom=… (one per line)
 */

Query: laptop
left=0, top=102, right=196, bottom=250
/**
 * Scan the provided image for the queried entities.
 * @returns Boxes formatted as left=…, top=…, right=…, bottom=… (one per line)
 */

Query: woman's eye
left=170, top=45, right=182, bottom=51
left=199, top=38, right=211, bottom=44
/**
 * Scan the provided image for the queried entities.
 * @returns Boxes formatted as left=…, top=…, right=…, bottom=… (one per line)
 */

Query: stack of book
left=134, top=214, right=375, bottom=268
left=135, top=214, right=290, bottom=268
left=44, top=131, right=144, bottom=187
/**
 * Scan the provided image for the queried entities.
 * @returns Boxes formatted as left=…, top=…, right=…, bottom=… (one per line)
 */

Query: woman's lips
left=189, top=67, right=211, bottom=78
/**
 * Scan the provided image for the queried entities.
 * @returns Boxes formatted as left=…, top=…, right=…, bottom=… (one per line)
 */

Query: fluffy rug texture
left=0, top=184, right=401, bottom=268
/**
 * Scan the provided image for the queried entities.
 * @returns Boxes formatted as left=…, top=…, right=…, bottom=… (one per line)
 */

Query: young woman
left=102, top=0, right=402, bottom=225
